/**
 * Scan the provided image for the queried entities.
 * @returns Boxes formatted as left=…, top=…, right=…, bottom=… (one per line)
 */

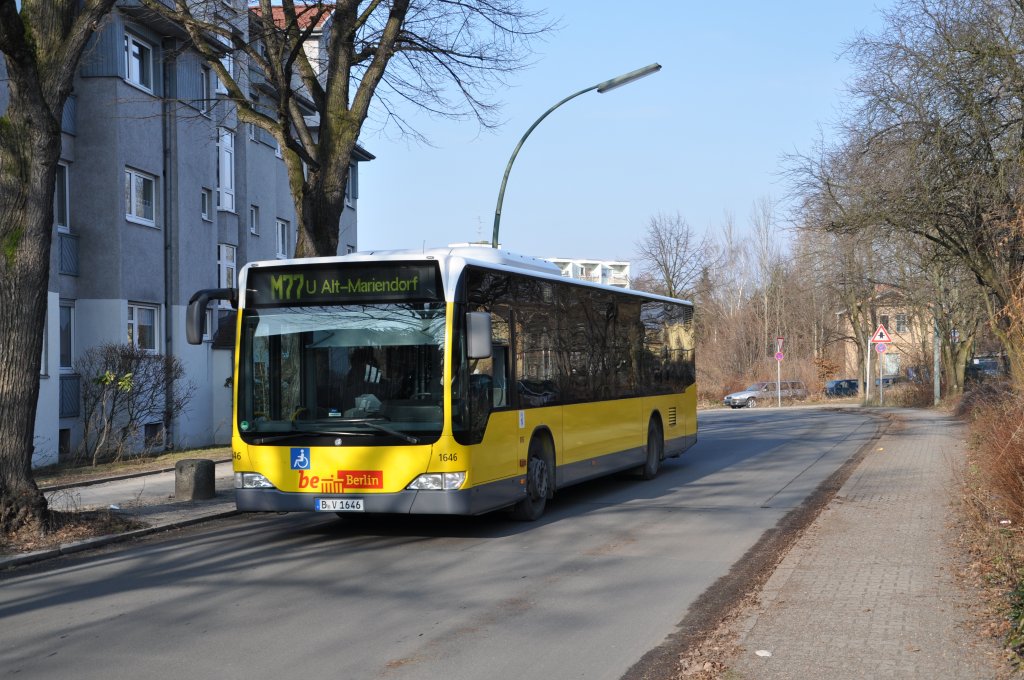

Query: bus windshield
left=236, top=302, right=446, bottom=443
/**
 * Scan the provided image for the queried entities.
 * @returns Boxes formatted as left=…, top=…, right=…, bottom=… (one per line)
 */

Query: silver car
left=723, top=381, right=808, bottom=408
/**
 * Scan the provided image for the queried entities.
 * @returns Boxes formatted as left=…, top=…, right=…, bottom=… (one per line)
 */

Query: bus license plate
left=315, top=498, right=364, bottom=512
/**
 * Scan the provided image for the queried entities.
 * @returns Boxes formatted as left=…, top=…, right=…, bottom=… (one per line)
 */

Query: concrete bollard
left=175, top=459, right=216, bottom=501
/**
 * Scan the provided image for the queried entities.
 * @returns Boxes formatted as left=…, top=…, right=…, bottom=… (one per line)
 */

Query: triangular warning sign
left=871, top=324, right=892, bottom=343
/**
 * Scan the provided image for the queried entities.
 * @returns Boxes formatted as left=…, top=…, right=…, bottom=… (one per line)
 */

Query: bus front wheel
left=511, top=436, right=552, bottom=521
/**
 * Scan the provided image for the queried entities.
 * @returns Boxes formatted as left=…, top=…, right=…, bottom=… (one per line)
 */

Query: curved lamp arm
left=491, top=63, right=661, bottom=249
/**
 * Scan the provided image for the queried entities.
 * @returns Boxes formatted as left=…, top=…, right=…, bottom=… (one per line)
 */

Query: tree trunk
left=296, top=166, right=350, bottom=257
left=0, top=103, right=60, bottom=534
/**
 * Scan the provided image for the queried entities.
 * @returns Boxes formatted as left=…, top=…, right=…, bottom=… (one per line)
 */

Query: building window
left=124, top=33, right=154, bottom=92
left=199, top=66, right=211, bottom=113
left=249, top=205, right=259, bottom=235
left=125, top=167, right=156, bottom=225
left=879, top=315, right=890, bottom=330
left=128, top=304, right=158, bottom=352
left=40, top=317, right=48, bottom=376
left=59, top=302, right=74, bottom=370
left=276, top=219, right=290, bottom=258
left=54, top=163, right=69, bottom=231
left=895, top=313, right=909, bottom=334
left=201, top=188, right=212, bottom=221
left=144, top=422, right=165, bottom=448
left=247, top=122, right=257, bottom=141
left=217, top=127, right=235, bottom=212
left=215, top=32, right=233, bottom=94
left=345, top=164, right=355, bottom=207
left=218, top=244, right=236, bottom=304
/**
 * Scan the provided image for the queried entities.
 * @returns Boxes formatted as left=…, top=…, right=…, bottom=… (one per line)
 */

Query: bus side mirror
left=186, top=288, right=237, bottom=345
left=466, top=312, right=492, bottom=359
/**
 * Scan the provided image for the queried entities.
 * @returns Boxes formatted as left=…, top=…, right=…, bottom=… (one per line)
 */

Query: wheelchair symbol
left=291, top=448, right=311, bottom=470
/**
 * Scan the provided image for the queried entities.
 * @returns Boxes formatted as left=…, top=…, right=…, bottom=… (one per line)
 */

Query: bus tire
left=638, top=417, right=663, bottom=480
left=511, top=435, right=552, bottom=521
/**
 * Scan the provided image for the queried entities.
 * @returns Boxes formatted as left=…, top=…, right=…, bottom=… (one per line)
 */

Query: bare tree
left=751, top=196, right=783, bottom=356
left=0, top=1, right=119, bottom=535
left=632, top=212, right=716, bottom=299
left=835, top=0, right=1024, bottom=377
left=717, top=210, right=751, bottom=318
left=143, top=0, right=549, bottom=257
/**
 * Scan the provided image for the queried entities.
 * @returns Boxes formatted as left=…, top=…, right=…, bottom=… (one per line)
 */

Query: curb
left=0, top=507, right=238, bottom=570
left=39, top=458, right=234, bottom=493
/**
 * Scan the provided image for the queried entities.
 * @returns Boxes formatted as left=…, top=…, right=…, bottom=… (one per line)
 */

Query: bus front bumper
left=235, top=477, right=524, bottom=516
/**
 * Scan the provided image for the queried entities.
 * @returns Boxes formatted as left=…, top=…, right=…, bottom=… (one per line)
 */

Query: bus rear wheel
left=638, top=418, right=663, bottom=480
left=511, top=437, right=552, bottom=521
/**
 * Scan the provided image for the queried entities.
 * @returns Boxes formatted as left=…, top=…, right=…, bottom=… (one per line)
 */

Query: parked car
left=825, top=379, right=859, bottom=397
left=723, top=381, right=808, bottom=408
left=966, top=355, right=1005, bottom=382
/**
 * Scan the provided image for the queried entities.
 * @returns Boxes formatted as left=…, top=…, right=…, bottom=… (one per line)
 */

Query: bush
left=965, top=387, right=1024, bottom=527
left=885, top=381, right=934, bottom=407
left=959, top=384, right=1024, bottom=662
left=74, top=343, right=195, bottom=466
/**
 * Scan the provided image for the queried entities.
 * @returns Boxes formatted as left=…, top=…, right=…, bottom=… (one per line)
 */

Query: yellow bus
left=186, top=247, right=696, bottom=520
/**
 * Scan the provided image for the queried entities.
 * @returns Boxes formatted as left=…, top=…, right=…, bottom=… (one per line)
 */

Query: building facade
left=30, top=2, right=370, bottom=467
left=838, top=293, right=933, bottom=383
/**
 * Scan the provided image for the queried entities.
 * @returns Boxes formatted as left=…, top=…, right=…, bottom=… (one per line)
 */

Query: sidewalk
left=723, top=408, right=1003, bottom=678
left=1, top=459, right=238, bottom=569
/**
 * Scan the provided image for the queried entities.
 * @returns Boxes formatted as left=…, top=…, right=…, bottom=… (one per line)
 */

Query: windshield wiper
left=252, top=420, right=419, bottom=445
left=332, top=418, right=420, bottom=444
left=252, top=430, right=353, bottom=445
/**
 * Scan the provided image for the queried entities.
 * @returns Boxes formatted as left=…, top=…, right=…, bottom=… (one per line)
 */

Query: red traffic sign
left=775, top=351, right=784, bottom=361
left=876, top=343, right=888, bottom=354
left=871, top=324, right=892, bottom=343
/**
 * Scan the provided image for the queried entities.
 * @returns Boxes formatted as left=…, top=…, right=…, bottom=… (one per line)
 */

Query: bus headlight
left=407, top=472, right=466, bottom=491
left=235, top=472, right=276, bottom=489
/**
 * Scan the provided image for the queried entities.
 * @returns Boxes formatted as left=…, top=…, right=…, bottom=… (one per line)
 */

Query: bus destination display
left=247, top=262, right=441, bottom=305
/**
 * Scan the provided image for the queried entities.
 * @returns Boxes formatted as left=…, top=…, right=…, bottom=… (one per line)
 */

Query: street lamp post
left=491, top=63, right=662, bottom=249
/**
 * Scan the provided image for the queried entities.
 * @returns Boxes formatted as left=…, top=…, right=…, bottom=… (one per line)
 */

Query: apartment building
left=30, top=2, right=371, bottom=467
left=547, top=258, right=631, bottom=289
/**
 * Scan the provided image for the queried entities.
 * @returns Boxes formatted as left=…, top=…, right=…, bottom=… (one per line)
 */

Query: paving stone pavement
left=727, top=409, right=1002, bottom=679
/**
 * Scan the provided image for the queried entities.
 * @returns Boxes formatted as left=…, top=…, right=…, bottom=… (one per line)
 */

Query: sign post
left=877, top=342, right=888, bottom=405
left=870, top=324, right=893, bottom=405
left=775, top=337, right=784, bottom=407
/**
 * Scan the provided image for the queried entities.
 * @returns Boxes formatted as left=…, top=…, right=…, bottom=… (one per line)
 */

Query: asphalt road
left=0, top=407, right=880, bottom=680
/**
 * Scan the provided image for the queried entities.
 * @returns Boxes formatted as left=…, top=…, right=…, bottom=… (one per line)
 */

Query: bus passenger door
left=470, top=308, right=518, bottom=484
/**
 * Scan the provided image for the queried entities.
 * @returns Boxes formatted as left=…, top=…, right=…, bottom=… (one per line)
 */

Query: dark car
left=825, top=379, right=859, bottom=397
left=874, top=375, right=904, bottom=388
left=966, top=355, right=1004, bottom=382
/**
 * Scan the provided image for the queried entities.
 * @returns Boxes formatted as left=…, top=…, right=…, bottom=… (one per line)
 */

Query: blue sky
left=356, top=1, right=893, bottom=262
